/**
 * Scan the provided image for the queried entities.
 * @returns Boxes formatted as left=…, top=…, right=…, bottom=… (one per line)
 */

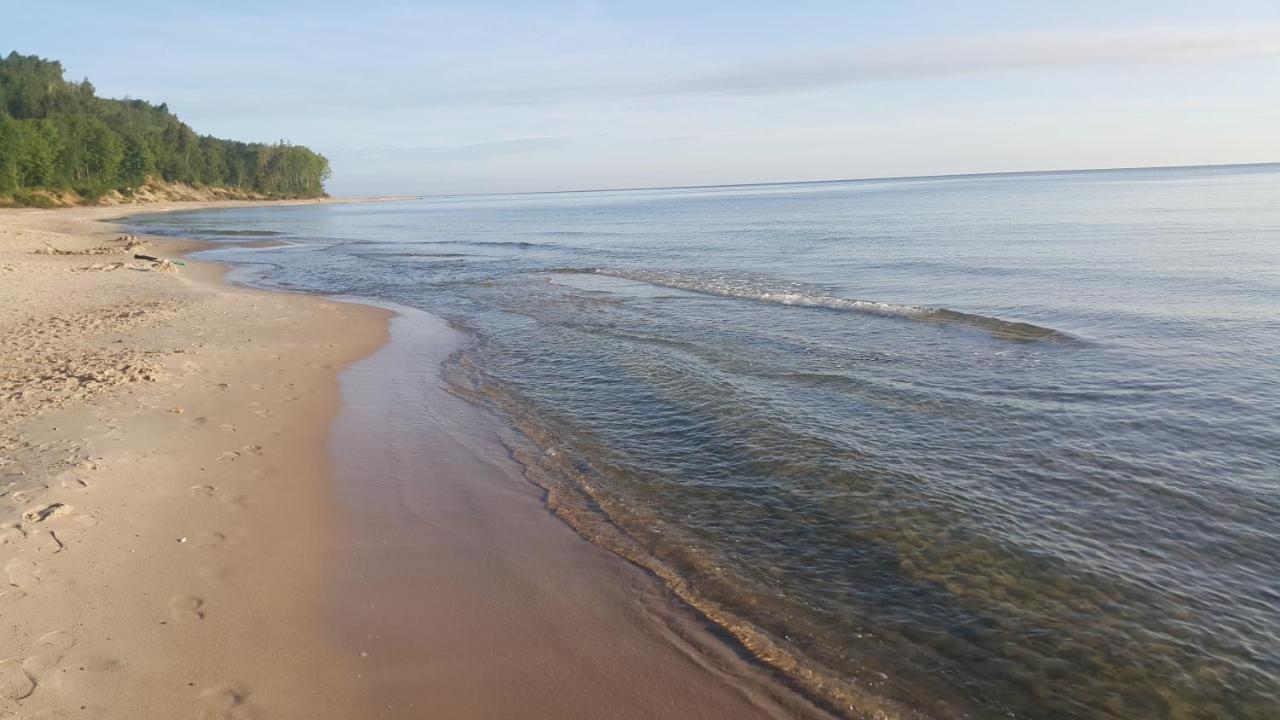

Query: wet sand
left=0, top=203, right=833, bottom=718
left=329, top=306, right=832, bottom=718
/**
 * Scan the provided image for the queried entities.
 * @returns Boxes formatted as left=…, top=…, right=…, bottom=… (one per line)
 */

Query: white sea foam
left=569, top=268, right=1069, bottom=341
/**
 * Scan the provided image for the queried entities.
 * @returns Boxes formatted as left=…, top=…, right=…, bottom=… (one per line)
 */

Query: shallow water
left=130, top=165, right=1280, bottom=719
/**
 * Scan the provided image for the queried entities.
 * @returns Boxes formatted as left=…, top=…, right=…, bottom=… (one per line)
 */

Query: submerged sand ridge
left=0, top=203, right=836, bottom=718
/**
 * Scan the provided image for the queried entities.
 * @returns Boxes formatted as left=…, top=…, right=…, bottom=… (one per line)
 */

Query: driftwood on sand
left=34, top=235, right=148, bottom=256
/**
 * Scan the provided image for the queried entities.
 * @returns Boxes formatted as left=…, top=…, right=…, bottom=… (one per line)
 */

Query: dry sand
left=0, top=203, right=834, bottom=719
left=1, top=202, right=388, bottom=718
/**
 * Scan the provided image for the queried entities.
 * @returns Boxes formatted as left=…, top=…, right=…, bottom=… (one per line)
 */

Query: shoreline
left=327, top=302, right=833, bottom=719
left=1, top=201, right=835, bottom=718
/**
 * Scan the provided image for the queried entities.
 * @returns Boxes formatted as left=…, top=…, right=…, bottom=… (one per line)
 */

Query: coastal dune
left=0, top=205, right=832, bottom=719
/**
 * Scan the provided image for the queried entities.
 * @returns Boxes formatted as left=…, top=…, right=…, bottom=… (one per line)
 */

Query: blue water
left=130, top=164, right=1280, bottom=719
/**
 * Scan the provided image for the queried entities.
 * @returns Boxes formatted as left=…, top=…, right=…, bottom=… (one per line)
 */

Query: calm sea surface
left=130, top=165, right=1280, bottom=719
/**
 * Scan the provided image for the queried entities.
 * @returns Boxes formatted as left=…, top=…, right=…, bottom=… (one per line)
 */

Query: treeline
left=0, top=52, right=329, bottom=202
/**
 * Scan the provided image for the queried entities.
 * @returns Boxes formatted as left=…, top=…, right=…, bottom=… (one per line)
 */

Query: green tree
left=0, top=114, right=20, bottom=193
left=16, top=119, right=61, bottom=186
left=55, top=115, right=121, bottom=188
left=120, top=133, right=153, bottom=186
left=0, top=52, right=331, bottom=204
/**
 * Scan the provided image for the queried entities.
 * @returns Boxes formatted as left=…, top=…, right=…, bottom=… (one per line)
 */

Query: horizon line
left=391, top=160, right=1280, bottom=201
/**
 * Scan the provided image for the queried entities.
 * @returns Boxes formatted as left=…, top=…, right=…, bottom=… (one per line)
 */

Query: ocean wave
left=536, top=230, right=630, bottom=237
left=358, top=251, right=470, bottom=258
left=414, top=239, right=553, bottom=248
left=196, top=228, right=284, bottom=237
left=558, top=268, right=1073, bottom=341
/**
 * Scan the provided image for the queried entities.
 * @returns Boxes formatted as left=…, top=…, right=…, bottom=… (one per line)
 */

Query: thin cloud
left=172, top=25, right=1280, bottom=112
left=499, top=25, right=1280, bottom=103
left=664, top=26, right=1280, bottom=97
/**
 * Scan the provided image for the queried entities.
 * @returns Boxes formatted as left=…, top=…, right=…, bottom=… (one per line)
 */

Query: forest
left=0, top=52, right=330, bottom=204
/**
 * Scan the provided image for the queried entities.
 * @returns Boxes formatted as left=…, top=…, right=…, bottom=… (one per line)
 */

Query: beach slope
left=0, top=203, right=388, bottom=718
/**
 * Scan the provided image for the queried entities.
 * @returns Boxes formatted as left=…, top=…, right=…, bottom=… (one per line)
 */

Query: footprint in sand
left=72, top=513, right=98, bottom=530
left=9, top=486, right=47, bottom=505
left=0, top=659, right=35, bottom=702
left=49, top=514, right=97, bottom=541
left=28, top=529, right=62, bottom=555
left=4, top=558, right=40, bottom=588
left=189, top=485, right=217, bottom=498
left=59, top=476, right=90, bottom=491
left=22, top=630, right=75, bottom=678
left=31, top=631, right=73, bottom=654
left=0, top=524, right=25, bottom=546
left=22, top=503, right=70, bottom=523
left=218, top=445, right=262, bottom=462
left=189, top=684, right=254, bottom=720
left=168, top=595, right=205, bottom=621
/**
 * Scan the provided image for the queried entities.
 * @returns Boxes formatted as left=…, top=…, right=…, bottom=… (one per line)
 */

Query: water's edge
left=443, top=342, right=935, bottom=719
left=157, top=220, right=885, bottom=718
left=126, top=163, right=1280, bottom=720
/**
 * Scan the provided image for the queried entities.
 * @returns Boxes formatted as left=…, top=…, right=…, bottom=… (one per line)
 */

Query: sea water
left=130, top=164, right=1280, bottom=718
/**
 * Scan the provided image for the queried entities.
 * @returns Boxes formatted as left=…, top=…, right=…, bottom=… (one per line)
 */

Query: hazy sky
left=6, top=1, right=1280, bottom=194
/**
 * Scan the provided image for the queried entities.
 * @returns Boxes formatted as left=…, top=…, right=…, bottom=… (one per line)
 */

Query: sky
left=4, top=1, right=1280, bottom=195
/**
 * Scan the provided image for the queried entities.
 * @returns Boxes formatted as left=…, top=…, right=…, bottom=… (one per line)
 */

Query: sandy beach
left=0, top=202, right=390, bottom=718
left=4, top=5, right=1275, bottom=715
left=0, top=204, right=831, bottom=719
